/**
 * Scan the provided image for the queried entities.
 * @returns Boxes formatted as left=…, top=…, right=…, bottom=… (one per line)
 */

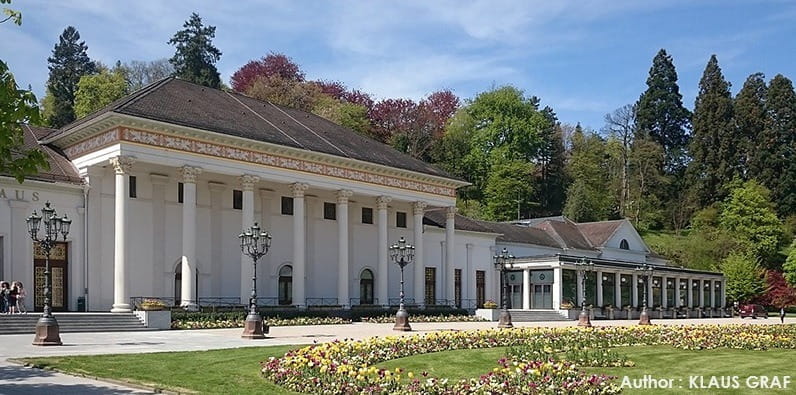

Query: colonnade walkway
left=0, top=317, right=793, bottom=394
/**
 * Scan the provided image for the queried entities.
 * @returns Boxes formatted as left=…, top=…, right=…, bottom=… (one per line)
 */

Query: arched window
left=278, top=265, right=293, bottom=305
left=174, top=261, right=198, bottom=306
left=619, top=239, right=630, bottom=250
left=360, top=269, right=374, bottom=305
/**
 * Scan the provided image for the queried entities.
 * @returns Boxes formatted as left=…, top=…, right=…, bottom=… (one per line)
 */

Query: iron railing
left=349, top=298, right=380, bottom=306
left=254, top=297, right=281, bottom=307
left=306, top=298, right=340, bottom=307
left=198, top=297, right=242, bottom=307
left=388, top=297, right=417, bottom=306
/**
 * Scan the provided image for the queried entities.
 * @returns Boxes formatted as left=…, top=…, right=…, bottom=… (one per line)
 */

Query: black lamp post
left=493, top=247, right=515, bottom=328
left=239, top=222, right=271, bottom=339
left=26, top=201, right=71, bottom=346
left=575, top=258, right=595, bottom=327
left=389, top=236, right=414, bottom=331
left=636, top=264, right=653, bottom=325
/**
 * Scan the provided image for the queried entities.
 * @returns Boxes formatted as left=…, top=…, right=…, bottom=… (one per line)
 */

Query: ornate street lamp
left=239, top=222, right=272, bottom=339
left=389, top=237, right=414, bottom=331
left=636, top=264, right=654, bottom=325
left=574, top=258, right=595, bottom=327
left=493, top=247, right=515, bottom=328
left=26, top=201, right=71, bottom=346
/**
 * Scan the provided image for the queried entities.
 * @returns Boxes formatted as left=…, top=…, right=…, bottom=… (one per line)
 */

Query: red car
left=739, top=304, right=768, bottom=319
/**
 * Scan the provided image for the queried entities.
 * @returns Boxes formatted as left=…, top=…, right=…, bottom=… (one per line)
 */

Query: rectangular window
left=178, top=182, right=184, bottom=203
left=620, top=274, right=632, bottom=307
left=323, top=202, right=336, bottom=220
left=454, top=269, right=462, bottom=308
left=424, top=267, right=436, bottom=306
left=602, top=273, right=615, bottom=307
left=396, top=211, right=407, bottom=228
left=128, top=176, right=137, bottom=198
left=281, top=196, right=294, bottom=215
left=652, top=276, right=662, bottom=308
left=666, top=278, right=676, bottom=307
left=476, top=270, right=486, bottom=308
left=361, top=207, right=373, bottom=224
left=562, top=269, right=577, bottom=307
left=233, top=190, right=243, bottom=210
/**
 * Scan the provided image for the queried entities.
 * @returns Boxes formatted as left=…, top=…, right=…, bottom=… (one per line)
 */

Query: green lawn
left=20, top=345, right=796, bottom=394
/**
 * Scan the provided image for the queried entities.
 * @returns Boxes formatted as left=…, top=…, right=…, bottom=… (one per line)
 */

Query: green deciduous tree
left=784, top=241, right=796, bottom=288
left=563, top=126, right=614, bottom=222
left=118, top=59, right=174, bottom=91
left=0, top=60, right=49, bottom=182
left=719, top=180, right=784, bottom=263
left=627, top=138, right=667, bottom=229
left=74, top=68, right=128, bottom=118
left=46, top=26, right=96, bottom=127
left=735, top=73, right=767, bottom=179
left=635, top=49, right=691, bottom=174
left=168, top=13, right=222, bottom=88
left=689, top=55, right=736, bottom=206
left=722, top=251, right=765, bottom=303
left=484, top=157, right=535, bottom=221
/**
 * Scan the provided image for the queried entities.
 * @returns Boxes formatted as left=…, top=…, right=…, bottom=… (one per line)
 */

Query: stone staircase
left=0, top=313, right=153, bottom=334
left=508, top=309, right=571, bottom=322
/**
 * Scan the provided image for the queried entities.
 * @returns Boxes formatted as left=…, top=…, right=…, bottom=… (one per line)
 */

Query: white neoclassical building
left=0, top=78, right=725, bottom=317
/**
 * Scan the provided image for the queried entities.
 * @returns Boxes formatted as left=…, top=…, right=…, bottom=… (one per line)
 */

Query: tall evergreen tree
left=635, top=49, right=691, bottom=174
left=735, top=73, right=767, bottom=178
left=533, top=108, right=567, bottom=217
left=46, top=26, right=96, bottom=127
left=168, top=13, right=222, bottom=88
left=688, top=55, right=735, bottom=206
left=762, top=75, right=796, bottom=216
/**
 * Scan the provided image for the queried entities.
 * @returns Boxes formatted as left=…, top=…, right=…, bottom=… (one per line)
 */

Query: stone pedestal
left=498, top=309, right=513, bottom=328
left=241, top=312, right=267, bottom=339
left=639, top=308, right=651, bottom=325
left=32, top=316, right=62, bottom=346
left=577, top=309, right=592, bottom=327
left=393, top=308, right=411, bottom=331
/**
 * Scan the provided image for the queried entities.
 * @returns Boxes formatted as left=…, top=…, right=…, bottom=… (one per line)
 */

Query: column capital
left=291, top=182, right=309, bottom=197
left=149, top=173, right=169, bottom=185
left=179, top=165, right=202, bottom=183
left=109, top=156, right=135, bottom=175
left=413, top=201, right=427, bottom=215
left=207, top=181, right=227, bottom=193
left=337, top=189, right=353, bottom=204
left=239, top=174, right=260, bottom=191
left=445, top=206, right=457, bottom=219
left=376, top=195, right=392, bottom=209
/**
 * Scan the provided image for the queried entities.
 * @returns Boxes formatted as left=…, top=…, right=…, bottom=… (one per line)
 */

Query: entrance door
left=532, top=284, right=553, bottom=309
left=509, top=284, right=522, bottom=309
left=33, top=242, right=68, bottom=312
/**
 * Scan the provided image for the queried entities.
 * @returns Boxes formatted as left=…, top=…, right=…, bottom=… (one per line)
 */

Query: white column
left=239, top=175, right=259, bottom=306
left=180, top=166, right=202, bottom=310
left=445, top=206, right=456, bottom=303
left=721, top=279, right=727, bottom=307
left=674, top=278, right=681, bottom=308
left=465, top=243, right=473, bottom=307
left=110, top=156, right=135, bottom=313
left=291, top=183, right=309, bottom=307
left=687, top=279, right=694, bottom=308
left=259, top=189, right=272, bottom=229
left=150, top=174, right=169, bottom=299
left=614, top=272, right=622, bottom=307
left=522, top=269, right=531, bottom=309
left=376, top=196, right=391, bottom=306
left=631, top=273, right=639, bottom=307
left=710, top=279, right=716, bottom=308
left=337, top=190, right=353, bottom=307
left=552, top=266, right=562, bottom=310
left=596, top=270, right=604, bottom=307
left=413, top=201, right=426, bottom=306
left=208, top=182, right=226, bottom=297
left=648, top=276, right=654, bottom=307
left=576, top=271, right=584, bottom=305
left=661, top=276, right=668, bottom=308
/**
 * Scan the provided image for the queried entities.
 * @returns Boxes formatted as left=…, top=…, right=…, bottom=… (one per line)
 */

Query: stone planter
left=475, top=308, right=502, bottom=321
left=135, top=309, right=172, bottom=329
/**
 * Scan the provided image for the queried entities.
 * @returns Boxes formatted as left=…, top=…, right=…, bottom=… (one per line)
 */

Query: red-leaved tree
left=231, top=52, right=304, bottom=92
left=753, top=270, right=796, bottom=308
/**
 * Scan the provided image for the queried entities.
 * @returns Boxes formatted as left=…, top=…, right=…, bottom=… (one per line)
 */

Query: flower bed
left=171, top=316, right=351, bottom=329
left=361, top=314, right=486, bottom=324
left=261, top=324, right=796, bottom=394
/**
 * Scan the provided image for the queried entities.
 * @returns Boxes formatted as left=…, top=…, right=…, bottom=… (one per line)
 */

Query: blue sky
left=2, top=0, right=795, bottom=130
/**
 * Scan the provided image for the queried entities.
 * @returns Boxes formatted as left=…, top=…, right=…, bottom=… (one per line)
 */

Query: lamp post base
left=393, top=308, right=412, bottom=331
left=498, top=309, right=513, bottom=328
left=241, top=312, right=267, bottom=339
left=639, top=309, right=652, bottom=325
left=32, top=316, right=62, bottom=346
left=577, top=309, right=592, bottom=327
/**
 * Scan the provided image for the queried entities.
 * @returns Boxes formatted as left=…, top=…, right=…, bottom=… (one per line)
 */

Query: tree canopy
left=168, top=13, right=222, bottom=88
left=74, top=67, right=128, bottom=118
left=46, top=26, right=96, bottom=128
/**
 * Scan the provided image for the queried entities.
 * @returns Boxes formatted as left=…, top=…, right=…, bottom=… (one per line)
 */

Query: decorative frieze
left=63, top=127, right=457, bottom=197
